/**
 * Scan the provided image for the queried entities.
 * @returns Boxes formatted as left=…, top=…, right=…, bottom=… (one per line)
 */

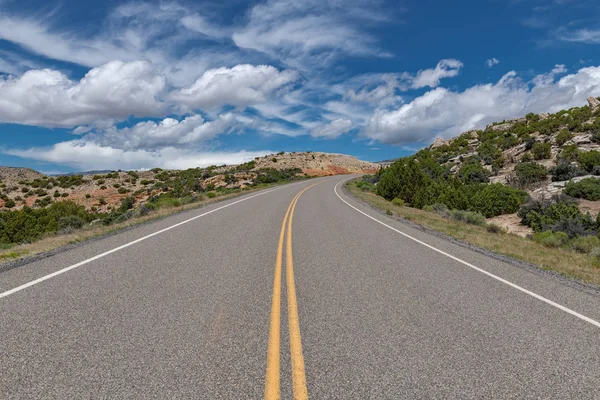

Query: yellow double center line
left=265, top=181, right=323, bottom=400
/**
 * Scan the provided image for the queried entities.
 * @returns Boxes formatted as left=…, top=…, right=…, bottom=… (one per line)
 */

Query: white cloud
left=87, top=114, right=238, bottom=151
left=5, top=141, right=271, bottom=171
left=486, top=58, right=500, bottom=68
left=310, top=118, right=353, bottom=139
left=0, top=60, right=166, bottom=127
left=557, top=28, right=600, bottom=44
left=232, top=0, right=390, bottom=69
left=409, top=59, right=463, bottom=89
left=171, top=64, right=299, bottom=111
left=363, top=65, right=600, bottom=145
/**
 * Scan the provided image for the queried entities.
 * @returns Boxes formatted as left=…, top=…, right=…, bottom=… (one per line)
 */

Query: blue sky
left=0, top=0, right=599, bottom=173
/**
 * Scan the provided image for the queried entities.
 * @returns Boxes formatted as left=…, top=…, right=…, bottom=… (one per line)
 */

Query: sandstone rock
left=431, top=137, right=450, bottom=149
left=588, top=96, right=600, bottom=112
left=488, top=122, right=513, bottom=132
left=539, top=113, right=550, bottom=120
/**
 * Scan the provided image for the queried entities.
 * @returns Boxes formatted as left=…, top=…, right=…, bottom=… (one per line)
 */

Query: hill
left=374, top=96, right=600, bottom=237
left=0, top=152, right=377, bottom=212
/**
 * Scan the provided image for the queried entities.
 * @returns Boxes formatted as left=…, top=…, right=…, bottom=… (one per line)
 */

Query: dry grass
left=0, top=181, right=297, bottom=264
left=347, top=182, right=600, bottom=287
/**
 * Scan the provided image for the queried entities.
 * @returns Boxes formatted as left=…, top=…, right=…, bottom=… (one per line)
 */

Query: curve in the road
left=334, top=178, right=600, bottom=329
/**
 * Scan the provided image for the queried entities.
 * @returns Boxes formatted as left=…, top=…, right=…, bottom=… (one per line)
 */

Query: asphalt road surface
left=2, top=176, right=600, bottom=399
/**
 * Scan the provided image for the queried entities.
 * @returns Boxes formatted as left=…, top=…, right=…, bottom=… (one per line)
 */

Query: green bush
left=58, top=215, right=84, bottom=230
left=558, top=145, right=580, bottom=163
left=531, top=142, right=551, bottom=160
left=550, top=163, right=586, bottom=182
left=206, top=192, right=217, bottom=198
left=514, top=162, right=548, bottom=187
left=533, top=230, right=569, bottom=248
left=564, top=178, right=600, bottom=200
left=467, top=183, right=528, bottom=218
left=578, top=150, right=600, bottom=173
left=569, top=235, right=600, bottom=253
left=450, top=210, right=486, bottom=226
left=518, top=197, right=597, bottom=237
left=458, top=163, right=490, bottom=184
left=391, top=198, right=405, bottom=207
left=61, top=193, right=69, bottom=198
left=555, top=129, right=574, bottom=146
left=4, top=199, right=15, bottom=209
left=118, top=187, right=128, bottom=194
left=486, top=223, right=505, bottom=233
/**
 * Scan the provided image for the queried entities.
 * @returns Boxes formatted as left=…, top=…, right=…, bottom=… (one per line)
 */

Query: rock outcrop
left=588, top=96, right=600, bottom=112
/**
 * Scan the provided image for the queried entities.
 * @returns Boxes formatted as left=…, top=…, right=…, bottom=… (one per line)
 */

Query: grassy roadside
left=346, top=180, right=600, bottom=287
left=0, top=179, right=309, bottom=266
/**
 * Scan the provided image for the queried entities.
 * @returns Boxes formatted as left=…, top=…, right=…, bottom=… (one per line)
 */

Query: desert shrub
left=578, top=150, right=600, bottom=172
left=98, top=197, right=107, bottom=205
left=61, top=193, right=69, bottom=198
left=140, top=179, right=155, bottom=185
left=4, top=199, right=15, bottom=208
left=518, top=197, right=596, bottom=237
left=356, top=181, right=375, bottom=192
left=97, top=179, right=105, bottom=185
left=531, top=142, right=552, bottom=160
left=206, top=192, right=217, bottom=198
left=391, top=198, right=405, bottom=207
left=113, top=183, right=121, bottom=188
left=533, top=230, right=569, bottom=248
left=127, top=171, right=139, bottom=179
left=272, top=158, right=278, bottom=163
left=458, top=163, right=490, bottom=184
left=117, top=196, right=136, bottom=214
left=486, top=223, right=505, bottom=234
left=564, top=178, right=600, bottom=200
left=450, top=210, right=486, bottom=226
left=100, top=186, right=107, bottom=190
left=0, top=201, right=96, bottom=244
left=362, top=174, right=380, bottom=184
left=555, top=129, right=574, bottom=146
left=85, top=194, right=92, bottom=199
left=118, top=187, right=128, bottom=194
left=58, top=215, right=84, bottom=230
left=53, top=190, right=61, bottom=198
left=430, top=203, right=450, bottom=218
left=569, top=235, right=600, bottom=253
left=477, top=142, right=501, bottom=165
left=558, top=145, right=580, bottom=163
left=467, top=183, right=528, bottom=218
left=550, top=163, right=586, bottom=182
left=514, top=162, right=548, bottom=187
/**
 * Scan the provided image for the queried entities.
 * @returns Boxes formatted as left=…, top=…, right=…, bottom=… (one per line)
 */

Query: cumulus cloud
left=364, top=65, right=600, bottom=145
left=408, top=59, right=463, bottom=89
left=0, top=60, right=166, bottom=127
left=86, top=114, right=238, bottom=151
left=486, top=58, right=500, bottom=68
left=310, top=118, right=353, bottom=139
left=172, top=64, right=299, bottom=111
left=5, top=141, right=271, bottom=171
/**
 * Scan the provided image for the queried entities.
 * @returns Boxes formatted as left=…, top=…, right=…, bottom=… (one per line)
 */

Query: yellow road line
left=265, top=181, right=324, bottom=400
left=265, top=191, right=300, bottom=400
left=286, top=191, right=309, bottom=400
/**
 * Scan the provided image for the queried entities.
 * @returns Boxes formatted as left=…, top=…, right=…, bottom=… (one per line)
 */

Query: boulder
left=588, top=97, right=600, bottom=112
left=431, top=137, right=450, bottom=149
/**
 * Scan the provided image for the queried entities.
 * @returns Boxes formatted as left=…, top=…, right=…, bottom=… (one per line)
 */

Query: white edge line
left=0, top=182, right=307, bottom=299
left=334, top=179, right=600, bottom=329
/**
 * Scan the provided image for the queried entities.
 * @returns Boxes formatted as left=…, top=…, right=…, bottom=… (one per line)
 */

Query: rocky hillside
left=418, top=96, right=600, bottom=234
left=0, top=152, right=377, bottom=212
left=253, top=151, right=378, bottom=175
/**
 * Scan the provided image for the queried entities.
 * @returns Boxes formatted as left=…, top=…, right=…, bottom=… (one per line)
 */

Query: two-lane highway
left=2, top=176, right=600, bottom=398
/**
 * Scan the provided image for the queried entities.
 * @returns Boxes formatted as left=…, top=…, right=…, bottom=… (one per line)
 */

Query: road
left=1, top=175, right=600, bottom=399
